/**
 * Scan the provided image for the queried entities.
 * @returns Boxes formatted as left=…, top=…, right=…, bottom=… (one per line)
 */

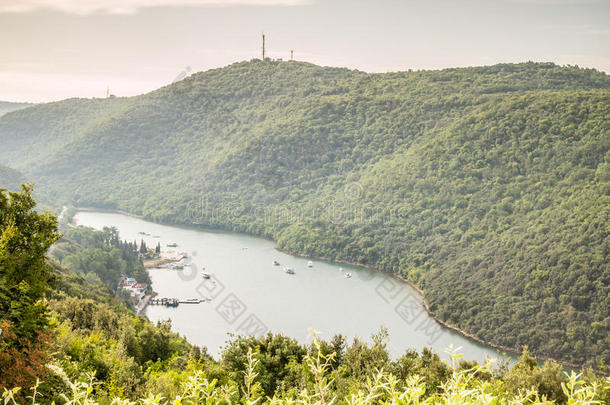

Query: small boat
left=345, top=272, right=352, bottom=278
left=167, top=243, right=178, bottom=247
left=165, top=299, right=179, bottom=307
left=152, top=235, right=160, bottom=238
left=201, top=272, right=211, bottom=279
left=182, top=298, right=201, bottom=304
left=307, top=261, right=313, bottom=268
left=273, top=260, right=280, bottom=266
left=339, top=267, right=343, bottom=272
left=138, top=231, right=146, bottom=235
left=284, top=267, right=295, bottom=275
left=170, top=263, right=184, bottom=270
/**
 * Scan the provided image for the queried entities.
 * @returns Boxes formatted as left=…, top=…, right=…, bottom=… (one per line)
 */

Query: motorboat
left=201, top=272, right=211, bottom=279
left=307, top=261, right=313, bottom=267
left=284, top=267, right=295, bottom=275
left=273, top=260, right=280, bottom=266
left=345, top=272, right=352, bottom=278
left=167, top=243, right=178, bottom=247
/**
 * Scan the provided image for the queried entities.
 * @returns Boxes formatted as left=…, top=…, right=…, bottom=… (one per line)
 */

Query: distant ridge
left=0, top=100, right=33, bottom=118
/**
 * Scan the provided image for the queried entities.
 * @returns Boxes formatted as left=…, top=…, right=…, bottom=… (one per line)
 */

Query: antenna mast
left=262, top=33, right=266, bottom=60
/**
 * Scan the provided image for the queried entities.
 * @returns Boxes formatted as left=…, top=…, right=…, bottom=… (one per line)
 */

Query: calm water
left=74, top=211, right=505, bottom=362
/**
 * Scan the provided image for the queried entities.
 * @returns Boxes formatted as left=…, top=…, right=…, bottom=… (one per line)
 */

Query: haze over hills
left=0, top=164, right=26, bottom=191
left=0, top=60, right=608, bottom=367
left=0, top=101, right=32, bottom=118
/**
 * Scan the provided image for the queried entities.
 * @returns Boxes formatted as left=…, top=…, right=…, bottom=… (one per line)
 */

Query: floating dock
left=148, top=297, right=208, bottom=307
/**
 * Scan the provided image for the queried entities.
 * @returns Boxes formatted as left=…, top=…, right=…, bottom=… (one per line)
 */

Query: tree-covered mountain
left=0, top=60, right=608, bottom=367
left=0, top=164, right=25, bottom=191
left=0, top=101, right=32, bottom=118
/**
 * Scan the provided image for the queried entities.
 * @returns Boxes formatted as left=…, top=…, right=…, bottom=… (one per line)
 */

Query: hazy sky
left=1, top=0, right=608, bottom=102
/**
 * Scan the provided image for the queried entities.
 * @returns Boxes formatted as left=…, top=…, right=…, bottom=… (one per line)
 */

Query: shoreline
left=276, top=246, right=581, bottom=369
left=72, top=207, right=583, bottom=370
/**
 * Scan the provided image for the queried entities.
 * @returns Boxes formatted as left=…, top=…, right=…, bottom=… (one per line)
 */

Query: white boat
left=307, top=261, right=313, bottom=267
left=201, top=272, right=211, bottom=279
left=167, top=242, right=178, bottom=247
left=284, top=267, right=295, bottom=275
left=339, top=267, right=343, bottom=272
left=345, top=272, right=352, bottom=278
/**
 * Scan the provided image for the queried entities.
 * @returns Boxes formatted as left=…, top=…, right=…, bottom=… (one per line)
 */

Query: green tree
left=0, top=185, right=60, bottom=389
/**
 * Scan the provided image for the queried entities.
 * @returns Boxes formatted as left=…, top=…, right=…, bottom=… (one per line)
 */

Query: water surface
left=74, top=211, right=505, bottom=362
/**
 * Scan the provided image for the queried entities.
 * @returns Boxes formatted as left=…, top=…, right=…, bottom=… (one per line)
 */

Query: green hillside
left=0, top=101, right=33, bottom=118
left=0, top=60, right=608, bottom=367
left=0, top=164, right=26, bottom=191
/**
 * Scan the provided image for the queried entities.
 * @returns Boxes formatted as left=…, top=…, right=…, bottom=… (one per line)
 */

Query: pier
left=148, top=297, right=209, bottom=307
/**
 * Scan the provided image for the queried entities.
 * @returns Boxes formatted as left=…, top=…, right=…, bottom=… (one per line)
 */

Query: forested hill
left=0, top=164, right=25, bottom=191
left=0, top=61, right=608, bottom=367
left=0, top=101, right=32, bottom=117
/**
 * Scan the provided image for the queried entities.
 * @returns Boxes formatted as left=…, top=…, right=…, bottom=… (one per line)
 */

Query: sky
left=0, top=0, right=608, bottom=102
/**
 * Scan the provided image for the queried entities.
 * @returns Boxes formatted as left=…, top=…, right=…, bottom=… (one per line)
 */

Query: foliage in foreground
left=3, top=337, right=610, bottom=405
left=0, top=185, right=59, bottom=389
